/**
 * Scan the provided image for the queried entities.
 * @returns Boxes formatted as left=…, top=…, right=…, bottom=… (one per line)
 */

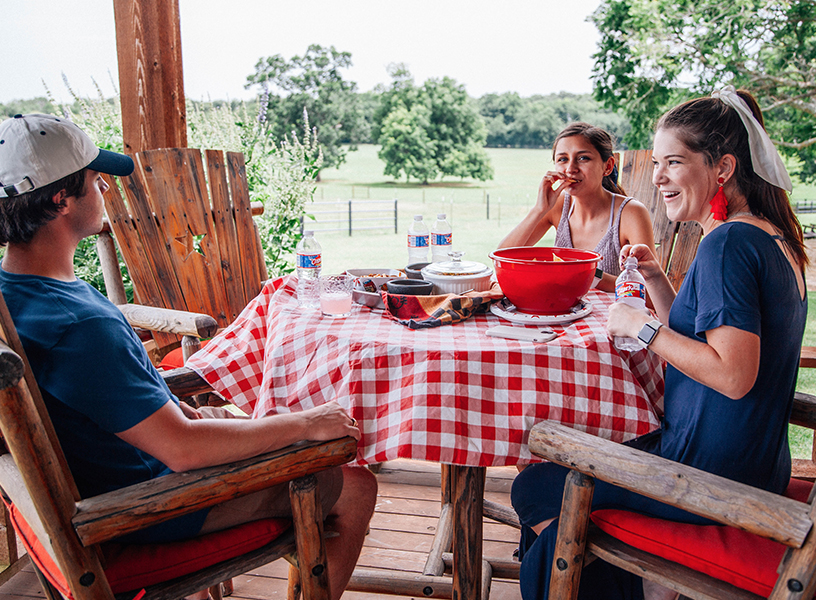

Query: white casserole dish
left=420, top=252, right=493, bottom=295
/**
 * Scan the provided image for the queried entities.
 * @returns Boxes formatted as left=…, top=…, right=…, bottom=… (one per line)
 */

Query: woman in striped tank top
left=498, top=123, right=656, bottom=293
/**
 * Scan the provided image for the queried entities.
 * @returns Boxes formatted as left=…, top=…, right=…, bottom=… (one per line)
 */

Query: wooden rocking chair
left=97, top=147, right=268, bottom=367
left=528, top=393, right=816, bottom=599
left=0, top=286, right=357, bottom=600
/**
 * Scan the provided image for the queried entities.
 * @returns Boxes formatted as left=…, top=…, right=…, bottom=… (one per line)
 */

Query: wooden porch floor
left=0, top=460, right=523, bottom=600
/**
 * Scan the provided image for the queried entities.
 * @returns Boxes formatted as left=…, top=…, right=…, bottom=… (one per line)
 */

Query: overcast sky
left=2, top=0, right=603, bottom=104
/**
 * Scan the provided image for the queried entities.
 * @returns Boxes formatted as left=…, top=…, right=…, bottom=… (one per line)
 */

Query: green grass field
left=314, top=145, right=558, bottom=274
left=315, top=144, right=816, bottom=459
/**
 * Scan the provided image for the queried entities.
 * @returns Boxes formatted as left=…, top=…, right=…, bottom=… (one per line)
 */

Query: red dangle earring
left=710, top=177, right=728, bottom=220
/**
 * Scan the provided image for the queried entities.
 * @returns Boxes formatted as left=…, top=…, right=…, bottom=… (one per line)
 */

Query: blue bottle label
left=408, top=234, right=429, bottom=248
left=297, top=252, right=322, bottom=269
left=431, top=233, right=452, bottom=246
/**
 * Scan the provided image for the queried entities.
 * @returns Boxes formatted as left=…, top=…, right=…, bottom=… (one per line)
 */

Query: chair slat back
left=103, top=149, right=268, bottom=339
left=226, top=152, right=269, bottom=315
left=619, top=149, right=702, bottom=291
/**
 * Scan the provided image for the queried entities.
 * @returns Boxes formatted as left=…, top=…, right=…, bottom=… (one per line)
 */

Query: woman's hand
left=536, top=171, right=569, bottom=215
left=607, top=301, right=652, bottom=340
left=619, top=244, right=663, bottom=281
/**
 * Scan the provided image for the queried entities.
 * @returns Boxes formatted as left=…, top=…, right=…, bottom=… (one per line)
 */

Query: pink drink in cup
left=319, top=274, right=354, bottom=318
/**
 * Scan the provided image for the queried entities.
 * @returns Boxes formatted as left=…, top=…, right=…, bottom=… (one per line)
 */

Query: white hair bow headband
left=711, top=85, right=792, bottom=192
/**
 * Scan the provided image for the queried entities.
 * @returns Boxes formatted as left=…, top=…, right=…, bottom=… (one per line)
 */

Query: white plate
left=490, top=297, right=592, bottom=325
left=346, top=268, right=401, bottom=310
left=353, top=288, right=385, bottom=310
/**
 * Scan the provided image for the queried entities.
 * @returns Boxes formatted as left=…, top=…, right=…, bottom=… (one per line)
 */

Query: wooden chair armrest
left=528, top=421, right=812, bottom=547
left=800, top=346, right=816, bottom=369
left=117, top=304, right=218, bottom=339
left=73, top=436, right=357, bottom=546
left=793, top=391, right=816, bottom=430
left=161, top=366, right=214, bottom=398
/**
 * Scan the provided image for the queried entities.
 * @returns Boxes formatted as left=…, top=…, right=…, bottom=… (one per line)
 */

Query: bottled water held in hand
left=407, top=215, right=430, bottom=263
left=614, top=256, right=647, bottom=351
left=296, top=230, right=322, bottom=308
left=430, top=213, right=453, bottom=262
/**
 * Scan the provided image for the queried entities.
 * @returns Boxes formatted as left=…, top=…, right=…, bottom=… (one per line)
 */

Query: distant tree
left=507, top=98, right=561, bottom=147
left=246, top=44, right=365, bottom=172
left=378, top=104, right=438, bottom=183
left=0, top=97, right=54, bottom=117
left=591, top=0, right=816, bottom=180
left=476, top=92, right=630, bottom=148
left=375, top=66, right=493, bottom=183
left=478, top=92, right=524, bottom=146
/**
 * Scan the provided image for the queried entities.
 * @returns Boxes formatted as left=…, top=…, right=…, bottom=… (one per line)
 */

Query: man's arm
left=117, top=400, right=360, bottom=472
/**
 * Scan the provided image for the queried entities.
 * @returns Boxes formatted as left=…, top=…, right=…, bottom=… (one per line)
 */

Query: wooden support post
left=348, top=568, right=452, bottom=598
left=113, top=0, right=187, bottom=154
left=423, top=503, right=453, bottom=576
left=549, top=470, right=595, bottom=600
left=451, top=465, right=485, bottom=600
left=483, top=498, right=520, bottom=529
left=289, top=475, right=330, bottom=600
left=286, top=563, right=301, bottom=600
left=95, top=232, right=127, bottom=306
left=481, top=559, right=493, bottom=600
left=0, top=502, right=17, bottom=568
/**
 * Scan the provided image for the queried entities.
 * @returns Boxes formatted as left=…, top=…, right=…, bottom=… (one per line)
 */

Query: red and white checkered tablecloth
left=187, top=275, right=664, bottom=467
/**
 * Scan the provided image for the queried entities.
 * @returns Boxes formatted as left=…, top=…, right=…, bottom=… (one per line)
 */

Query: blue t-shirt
left=0, top=266, right=208, bottom=542
left=660, top=222, right=807, bottom=493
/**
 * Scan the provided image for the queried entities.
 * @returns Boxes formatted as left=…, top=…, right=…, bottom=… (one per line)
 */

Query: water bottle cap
left=413, top=215, right=423, bottom=221
left=437, top=213, right=446, bottom=220
left=624, top=255, right=638, bottom=268
left=303, top=230, right=314, bottom=236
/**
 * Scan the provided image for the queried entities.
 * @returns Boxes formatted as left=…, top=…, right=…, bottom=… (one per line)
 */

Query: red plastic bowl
left=488, top=247, right=602, bottom=314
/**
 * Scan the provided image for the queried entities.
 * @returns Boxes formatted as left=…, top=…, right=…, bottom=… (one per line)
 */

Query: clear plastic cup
left=319, top=274, right=355, bottom=318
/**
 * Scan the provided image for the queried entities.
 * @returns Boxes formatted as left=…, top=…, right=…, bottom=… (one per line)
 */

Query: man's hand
left=298, top=401, right=361, bottom=442
left=178, top=401, right=203, bottom=420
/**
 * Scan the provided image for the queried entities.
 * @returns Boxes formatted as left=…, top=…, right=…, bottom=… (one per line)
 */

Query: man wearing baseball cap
left=0, top=114, right=375, bottom=600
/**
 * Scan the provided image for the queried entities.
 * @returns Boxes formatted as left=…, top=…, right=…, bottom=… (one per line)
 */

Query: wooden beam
left=113, top=0, right=187, bottom=154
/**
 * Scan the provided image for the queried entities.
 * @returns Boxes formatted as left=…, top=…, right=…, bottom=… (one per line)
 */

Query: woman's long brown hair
left=656, top=90, right=807, bottom=267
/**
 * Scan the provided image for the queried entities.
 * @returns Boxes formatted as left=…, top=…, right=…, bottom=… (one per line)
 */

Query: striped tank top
left=553, top=193, right=633, bottom=276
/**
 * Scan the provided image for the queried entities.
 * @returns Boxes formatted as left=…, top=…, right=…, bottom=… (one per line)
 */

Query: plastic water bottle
left=296, top=230, right=322, bottom=308
left=407, top=215, right=430, bottom=263
left=614, top=256, right=647, bottom=351
left=430, top=213, right=453, bottom=262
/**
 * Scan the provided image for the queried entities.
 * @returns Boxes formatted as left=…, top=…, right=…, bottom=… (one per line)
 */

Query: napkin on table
left=381, top=282, right=504, bottom=329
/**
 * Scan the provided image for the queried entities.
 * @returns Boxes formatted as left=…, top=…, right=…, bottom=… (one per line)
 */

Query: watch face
left=638, top=321, right=659, bottom=346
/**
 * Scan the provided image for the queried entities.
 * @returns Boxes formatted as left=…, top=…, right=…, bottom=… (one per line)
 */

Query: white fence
left=302, top=199, right=398, bottom=236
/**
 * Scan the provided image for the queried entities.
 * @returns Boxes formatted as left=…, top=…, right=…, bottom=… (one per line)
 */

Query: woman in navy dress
left=511, top=87, right=808, bottom=600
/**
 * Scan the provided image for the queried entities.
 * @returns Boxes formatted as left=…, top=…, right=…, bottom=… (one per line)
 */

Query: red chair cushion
left=8, top=502, right=290, bottom=597
left=158, top=339, right=212, bottom=371
left=590, top=478, right=813, bottom=597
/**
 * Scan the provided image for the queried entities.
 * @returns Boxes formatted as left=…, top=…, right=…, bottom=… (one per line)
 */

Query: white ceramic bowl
left=420, top=252, right=493, bottom=295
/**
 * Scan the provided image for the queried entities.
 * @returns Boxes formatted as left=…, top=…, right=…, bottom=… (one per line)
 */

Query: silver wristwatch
left=637, top=320, right=662, bottom=348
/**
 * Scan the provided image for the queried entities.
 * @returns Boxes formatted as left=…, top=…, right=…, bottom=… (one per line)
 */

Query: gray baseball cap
left=0, top=113, right=134, bottom=198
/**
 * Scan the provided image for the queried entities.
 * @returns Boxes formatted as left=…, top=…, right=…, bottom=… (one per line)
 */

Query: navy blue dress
left=511, top=223, right=807, bottom=600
